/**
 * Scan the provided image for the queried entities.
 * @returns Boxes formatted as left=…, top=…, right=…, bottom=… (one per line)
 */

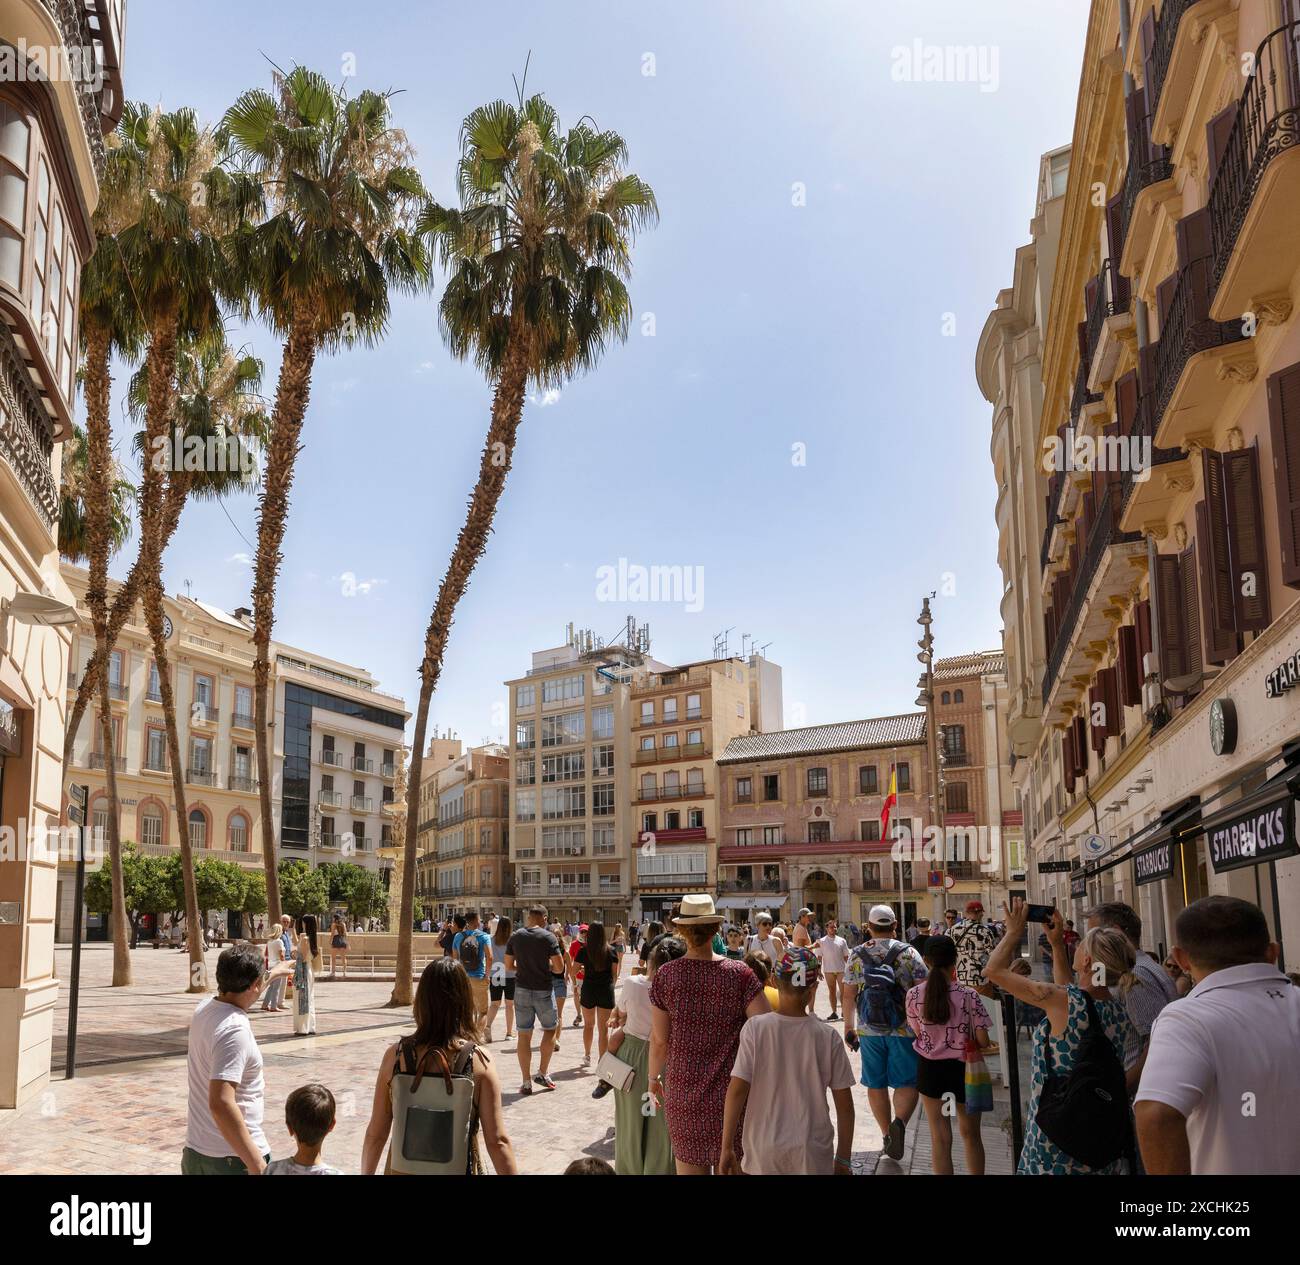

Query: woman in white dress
left=293, top=914, right=319, bottom=1035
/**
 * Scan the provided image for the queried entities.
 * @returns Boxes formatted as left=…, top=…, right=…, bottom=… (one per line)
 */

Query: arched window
left=188, top=809, right=207, bottom=849
left=140, top=807, right=162, bottom=847
left=941, top=691, right=950, bottom=704
left=229, top=813, right=249, bottom=852
left=954, top=689, right=964, bottom=704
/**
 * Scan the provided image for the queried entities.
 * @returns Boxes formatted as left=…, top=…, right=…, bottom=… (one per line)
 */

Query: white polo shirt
left=186, top=998, right=267, bottom=1158
left=1135, top=962, right=1300, bottom=1174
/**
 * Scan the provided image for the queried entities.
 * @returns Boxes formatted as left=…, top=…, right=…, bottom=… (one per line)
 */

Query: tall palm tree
left=58, top=427, right=135, bottom=566
left=223, top=67, right=429, bottom=924
left=389, top=95, right=657, bottom=1004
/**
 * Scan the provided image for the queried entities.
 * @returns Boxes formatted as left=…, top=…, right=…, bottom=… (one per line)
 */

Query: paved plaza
left=0, top=944, right=1014, bottom=1175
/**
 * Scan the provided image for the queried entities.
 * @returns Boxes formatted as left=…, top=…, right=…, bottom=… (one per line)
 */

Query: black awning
left=1198, top=777, right=1300, bottom=874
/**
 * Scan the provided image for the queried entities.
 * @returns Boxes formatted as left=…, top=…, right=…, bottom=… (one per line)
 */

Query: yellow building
left=0, top=0, right=126, bottom=1108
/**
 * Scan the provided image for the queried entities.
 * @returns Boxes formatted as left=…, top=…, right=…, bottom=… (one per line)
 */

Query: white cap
left=868, top=904, right=897, bottom=926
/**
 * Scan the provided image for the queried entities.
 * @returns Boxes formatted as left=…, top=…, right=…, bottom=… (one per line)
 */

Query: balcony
left=187, top=768, right=215, bottom=787
left=137, top=841, right=258, bottom=867
left=1119, top=390, right=1193, bottom=533
left=941, top=749, right=971, bottom=767
left=1151, top=267, right=1249, bottom=453
left=105, top=681, right=128, bottom=703
left=351, top=795, right=374, bottom=813
left=637, top=783, right=710, bottom=804
left=381, top=762, right=396, bottom=778
left=142, top=757, right=169, bottom=774
left=353, top=756, right=374, bottom=774
left=547, top=883, right=593, bottom=897
left=1084, top=260, right=1133, bottom=392
left=228, top=775, right=258, bottom=793
left=1149, top=0, right=1233, bottom=146
left=1041, top=468, right=1066, bottom=570
left=232, top=711, right=255, bottom=729
left=717, top=877, right=786, bottom=894
left=1069, top=360, right=1102, bottom=429
left=320, top=833, right=341, bottom=849
left=1041, top=487, right=1144, bottom=719
left=88, top=752, right=125, bottom=772
left=191, top=704, right=218, bottom=725
left=1208, top=21, right=1300, bottom=321
left=1118, top=145, right=1175, bottom=276
left=318, top=750, right=345, bottom=767
left=318, top=790, right=344, bottom=809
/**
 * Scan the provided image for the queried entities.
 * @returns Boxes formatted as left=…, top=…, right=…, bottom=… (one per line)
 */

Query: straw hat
left=671, top=894, right=724, bottom=925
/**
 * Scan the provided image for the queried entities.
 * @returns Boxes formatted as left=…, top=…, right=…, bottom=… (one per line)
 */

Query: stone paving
left=0, top=944, right=1008, bottom=1175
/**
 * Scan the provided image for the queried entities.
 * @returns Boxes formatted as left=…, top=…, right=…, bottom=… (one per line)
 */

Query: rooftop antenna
left=713, top=626, right=733, bottom=659
left=758, top=641, right=773, bottom=657
left=741, top=633, right=752, bottom=658
left=184, top=579, right=193, bottom=600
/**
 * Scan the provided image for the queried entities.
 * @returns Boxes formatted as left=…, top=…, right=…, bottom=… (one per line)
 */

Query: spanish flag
left=880, top=768, right=898, bottom=838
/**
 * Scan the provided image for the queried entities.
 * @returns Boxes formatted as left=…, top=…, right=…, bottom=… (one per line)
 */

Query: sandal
left=533, top=1074, right=557, bottom=1091
left=520, top=1082, right=533, bottom=1095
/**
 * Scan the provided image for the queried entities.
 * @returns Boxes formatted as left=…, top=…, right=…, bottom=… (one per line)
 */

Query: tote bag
left=961, top=990, right=993, bottom=1113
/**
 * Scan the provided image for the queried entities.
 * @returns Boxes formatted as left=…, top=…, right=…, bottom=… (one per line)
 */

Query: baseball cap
left=579, top=923, right=590, bottom=931
left=965, top=900, right=984, bottom=913
left=868, top=904, right=897, bottom=926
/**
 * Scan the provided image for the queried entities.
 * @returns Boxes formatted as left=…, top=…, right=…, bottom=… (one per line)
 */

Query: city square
left=0, top=0, right=1299, bottom=1233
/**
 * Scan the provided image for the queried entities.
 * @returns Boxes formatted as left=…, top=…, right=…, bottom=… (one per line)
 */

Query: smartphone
left=1026, top=904, right=1056, bottom=924
left=845, top=1032, right=859, bottom=1053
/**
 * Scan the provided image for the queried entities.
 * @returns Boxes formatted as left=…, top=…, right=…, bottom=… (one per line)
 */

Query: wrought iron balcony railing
left=1084, top=258, right=1131, bottom=373
left=1147, top=0, right=1197, bottom=125
left=1118, top=146, right=1173, bottom=264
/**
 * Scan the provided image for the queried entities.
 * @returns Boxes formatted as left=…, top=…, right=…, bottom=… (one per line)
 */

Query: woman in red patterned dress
left=648, top=895, right=770, bottom=1173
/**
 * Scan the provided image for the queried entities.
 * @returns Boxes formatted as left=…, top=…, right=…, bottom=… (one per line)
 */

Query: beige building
left=60, top=566, right=266, bottom=940
left=0, top=0, right=125, bottom=1108
left=983, top=0, right=1300, bottom=963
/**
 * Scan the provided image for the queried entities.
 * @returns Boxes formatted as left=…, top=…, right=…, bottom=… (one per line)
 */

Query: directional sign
left=68, top=783, right=87, bottom=806
left=68, top=804, right=85, bottom=826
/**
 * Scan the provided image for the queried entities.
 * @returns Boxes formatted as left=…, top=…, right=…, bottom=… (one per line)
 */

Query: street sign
left=67, top=804, right=84, bottom=826
left=68, top=783, right=86, bottom=806
left=1037, top=860, right=1072, bottom=873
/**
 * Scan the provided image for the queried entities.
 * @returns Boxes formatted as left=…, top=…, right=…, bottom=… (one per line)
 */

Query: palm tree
left=223, top=67, right=429, bottom=925
left=58, top=427, right=135, bottom=566
left=388, top=95, right=657, bottom=1004
left=127, top=340, right=269, bottom=989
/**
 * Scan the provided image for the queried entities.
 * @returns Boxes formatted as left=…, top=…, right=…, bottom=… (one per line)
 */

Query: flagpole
left=894, top=740, right=904, bottom=930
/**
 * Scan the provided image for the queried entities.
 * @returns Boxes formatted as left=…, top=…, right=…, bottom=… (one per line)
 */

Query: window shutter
left=1088, top=683, right=1106, bottom=753
left=1206, top=102, right=1239, bottom=183
left=1103, top=422, right=1123, bottom=494
left=1195, top=499, right=1236, bottom=665
left=1156, top=552, right=1189, bottom=684
left=1156, top=272, right=1180, bottom=334
left=1175, top=207, right=1214, bottom=267
left=1070, top=715, right=1088, bottom=776
left=1224, top=443, right=1271, bottom=630
left=1200, top=449, right=1236, bottom=637
left=1105, top=191, right=1126, bottom=261
left=1267, top=361, right=1300, bottom=587
left=1115, top=370, right=1139, bottom=437
left=1139, top=18, right=1157, bottom=101
left=1180, top=543, right=1203, bottom=691
left=1062, top=727, right=1076, bottom=794
left=1135, top=597, right=1152, bottom=667
left=1100, top=666, right=1121, bottom=736
left=1118, top=624, right=1141, bottom=706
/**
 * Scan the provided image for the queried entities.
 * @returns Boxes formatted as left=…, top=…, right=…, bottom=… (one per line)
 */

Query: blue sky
left=112, top=0, right=1088, bottom=745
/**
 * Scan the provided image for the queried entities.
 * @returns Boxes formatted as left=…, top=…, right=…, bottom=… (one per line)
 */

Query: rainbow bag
left=962, top=993, right=993, bottom=1114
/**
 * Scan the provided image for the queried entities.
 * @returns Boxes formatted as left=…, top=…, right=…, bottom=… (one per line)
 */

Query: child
left=904, top=936, right=991, bottom=1175
left=720, top=947, right=856, bottom=1175
left=265, top=1083, right=343, bottom=1175
left=564, top=1156, right=615, bottom=1174
left=744, top=950, right=780, bottom=1011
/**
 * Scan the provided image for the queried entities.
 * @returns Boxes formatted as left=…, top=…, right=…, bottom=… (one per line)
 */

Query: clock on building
left=162, top=615, right=173, bottom=640
left=1209, top=697, right=1237, bottom=756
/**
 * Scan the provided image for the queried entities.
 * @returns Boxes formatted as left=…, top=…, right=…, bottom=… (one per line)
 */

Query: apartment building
left=272, top=644, right=408, bottom=877
left=933, top=651, right=1024, bottom=913
left=983, top=0, right=1300, bottom=964
left=0, top=0, right=125, bottom=1108
left=414, top=732, right=464, bottom=918
left=507, top=635, right=651, bottom=926
left=60, top=566, right=266, bottom=941
left=423, top=744, right=511, bottom=920
left=716, top=715, right=934, bottom=927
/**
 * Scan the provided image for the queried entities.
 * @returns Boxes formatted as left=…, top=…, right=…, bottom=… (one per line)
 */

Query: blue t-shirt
left=451, top=929, right=491, bottom=979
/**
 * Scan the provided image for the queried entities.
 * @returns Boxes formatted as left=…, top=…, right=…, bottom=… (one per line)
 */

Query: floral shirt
left=846, top=938, right=928, bottom=1037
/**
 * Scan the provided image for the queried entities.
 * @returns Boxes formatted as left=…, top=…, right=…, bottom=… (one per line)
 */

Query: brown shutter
left=1135, top=597, right=1152, bottom=667
left=1180, top=543, right=1203, bottom=692
left=1206, top=103, right=1239, bottom=183
left=1156, top=272, right=1180, bottom=333
left=1103, top=422, right=1123, bottom=494
left=1224, top=443, right=1272, bottom=631
left=1062, top=728, right=1076, bottom=794
left=1268, top=361, right=1300, bottom=587
left=1088, top=683, right=1106, bottom=753
left=1071, top=715, right=1088, bottom=776
left=1201, top=448, right=1237, bottom=637
left=1115, top=370, right=1139, bottom=437
left=1100, top=666, right=1121, bottom=736
left=1106, top=191, right=1126, bottom=261
left=1195, top=499, right=1236, bottom=665
left=1118, top=624, right=1141, bottom=706
left=1156, top=552, right=1189, bottom=684
left=1175, top=207, right=1214, bottom=267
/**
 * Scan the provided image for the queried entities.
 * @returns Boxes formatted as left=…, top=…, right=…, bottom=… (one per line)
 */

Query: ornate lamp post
left=916, top=596, right=946, bottom=919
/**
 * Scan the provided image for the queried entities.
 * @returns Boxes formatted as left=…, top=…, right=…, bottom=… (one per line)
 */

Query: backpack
left=1034, top=991, right=1134, bottom=1169
left=854, top=941, right=919, bottom=1031
left=458, top=932, right=483, bottom=974
left=388, top=1039, right=481, bottom=1175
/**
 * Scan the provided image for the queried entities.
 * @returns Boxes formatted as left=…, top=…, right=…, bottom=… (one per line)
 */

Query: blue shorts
left=859, top=1034, right=918, bottom=1090
left=514, top=987, right=558, bottom=1032
left=551, top=975, right=568, bottom=998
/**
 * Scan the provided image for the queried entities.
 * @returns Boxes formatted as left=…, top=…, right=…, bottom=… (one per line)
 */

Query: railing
left=88, top=752, right=125, bottom=771
left=44, top=0, right=107, bottom=174
left=381, top=763, right=396, bottom=778
left=1042, top=486, right=1141, bottom=704
left=318, top=790, right=343, bottom=808
left=1084, top=259, right=1130, bottom=373
left=143, top=757, right=169, bottom=773
left=351, top=796, right=373, bottom=812
left=319, top=750, right=345, bottom=767
left=718, top=878, right=785, bottom=893
left=146, top=687, right=163, bottom=704
left=1041, top=467, right=1066, bottom=570
left=187, top=768, right=215, bottom=787
left=1209, top=21, right=1300, bottom=295
left=0, top=325, right=58, bottom=530
left=941, top=750, right=971, bottom=767
left=228, top=775, right=257, bottom=792
left=1069, top=359, right=1100, bottom=427
left=232, top=711, right=255, bottom=728
left=191, top=705, right=218, bottom=724
left=547, top=883, right=593, bottom=896
left=353, top=757, right=374, bottom=774
left=638, top=784, right=708, bottom=802
left=439, top=810, right=466, bottom=828
left=1151, top=266, right=1246, bottom=428
left=1120, top=388, right=1185, bottom=512
left=1147, top=0, right=1197, bottom=125
left=1118, top=146, right=1174, bottom=264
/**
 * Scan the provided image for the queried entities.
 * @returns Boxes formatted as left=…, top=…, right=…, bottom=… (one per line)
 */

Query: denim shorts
left=859, top=1034, right=918, bottom=1090
left=551, top=975, right=568, bottom=998
left=514, top=986, right=558, bottom=1032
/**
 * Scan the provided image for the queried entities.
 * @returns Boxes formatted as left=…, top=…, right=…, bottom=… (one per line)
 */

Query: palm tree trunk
left=79, top=322, right=133, bottom=986
left=390, top=334, right=531, bottom=1006
left=252, top=313, right=317, bottom=926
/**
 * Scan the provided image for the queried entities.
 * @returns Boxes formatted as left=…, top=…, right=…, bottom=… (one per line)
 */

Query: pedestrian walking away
left=505, top=906, right=567, bottom=1094
left=485, top=915, right=516, bottom=1044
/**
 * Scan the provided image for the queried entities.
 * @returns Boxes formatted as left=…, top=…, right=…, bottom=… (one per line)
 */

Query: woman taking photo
left=328, top=915, right=350, bottom=980
left=577, top=921, right=620, bottom=1066
left=485, top=916, right=516, bottom=1043
left=293, top=915, right=320, bottom=1036
left=985, top=899, right=1137, bottom=1175
left=905, top=935, right=991, bottom=1174
left=361, top=958, right=517, bottom=1175
left=649, top=895, right=770, bottom=1174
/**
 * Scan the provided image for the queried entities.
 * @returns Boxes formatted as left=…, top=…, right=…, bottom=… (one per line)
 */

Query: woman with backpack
left=985, top=899, right=1138, bottom=1174
left=577, top=921, right=620, bottom=1066
left=905, top=936, right=992, bottom=1174
left=360, top=958, right=517, bottom=1175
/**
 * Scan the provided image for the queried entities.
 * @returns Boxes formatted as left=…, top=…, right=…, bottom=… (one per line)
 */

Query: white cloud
left=333, top=571, right=387, bottom=598
left=529, top=388, right=561, bottom=408
left=227, top=552, right=254, bottom=568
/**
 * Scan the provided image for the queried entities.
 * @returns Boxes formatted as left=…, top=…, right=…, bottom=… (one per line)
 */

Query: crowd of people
left=181, top=891, right=1300, bottom=1176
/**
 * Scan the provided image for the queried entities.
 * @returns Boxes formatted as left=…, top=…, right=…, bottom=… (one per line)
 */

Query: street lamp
left=916, top=597, right=945, bottom=917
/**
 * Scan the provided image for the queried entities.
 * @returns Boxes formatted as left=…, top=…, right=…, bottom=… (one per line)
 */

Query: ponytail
left=921, top=935, right=958, bottom=1024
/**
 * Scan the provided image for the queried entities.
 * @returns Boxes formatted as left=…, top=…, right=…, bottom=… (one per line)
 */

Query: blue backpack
left=854, top=941, right=924, bottom=1030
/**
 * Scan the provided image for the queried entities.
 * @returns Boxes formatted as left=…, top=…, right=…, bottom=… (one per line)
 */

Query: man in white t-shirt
left=1136, top=895, right=1300, bottom=1175
left=184, top=944, right=292, bottom=1175
left=814, top=918, right=850, bottom=1021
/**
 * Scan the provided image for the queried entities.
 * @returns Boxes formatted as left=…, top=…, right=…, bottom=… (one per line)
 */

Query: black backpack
left=1034, top=991, right=1134, bottom=1169
left=458, top=932, right=482, bottom=973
